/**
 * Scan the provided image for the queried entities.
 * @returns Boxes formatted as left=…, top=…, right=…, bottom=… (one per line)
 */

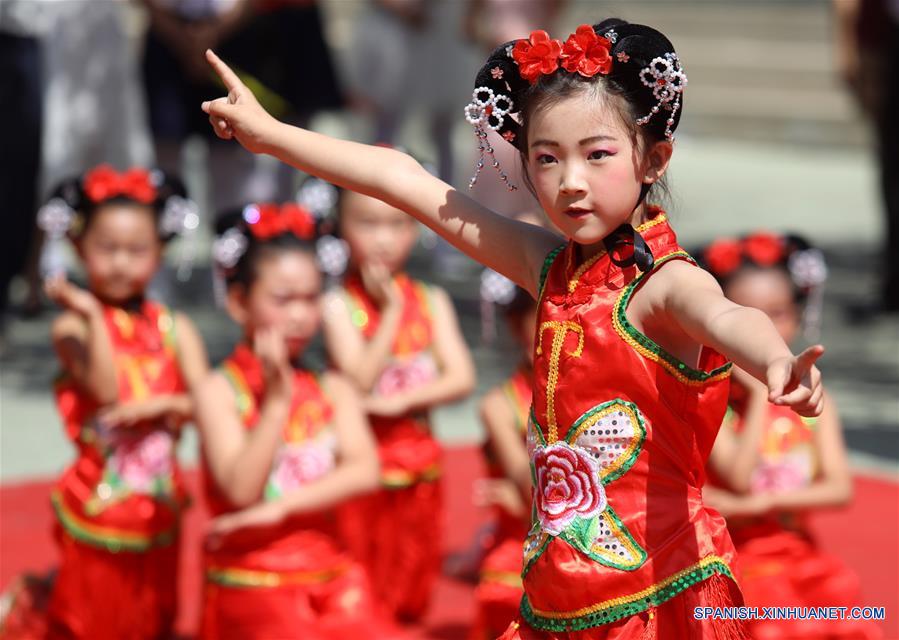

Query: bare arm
left=763, top=392, right=852, bottom=511
left=194, top=330, right=294, bottom=507
left=480, top=387, right=531, bottom=494
left=47, top=276, right=118, bottom=406
left=365, top=287, right=476, bottom=416
left=207, top=374, right=380, bottom=535
left=322, top=270, right=404, bottom=392
left=200, top=50, right=561, bottom=295
left=661, top=262, right=824, bottom=416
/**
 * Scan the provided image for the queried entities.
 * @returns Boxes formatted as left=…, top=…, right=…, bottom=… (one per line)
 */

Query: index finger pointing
left=797, top=344, right=825, bottom=371
left=205, top=49, right=243, bottom=92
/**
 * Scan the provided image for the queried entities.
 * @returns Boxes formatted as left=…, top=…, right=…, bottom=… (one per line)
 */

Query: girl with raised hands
left=195, top=204, right=395, bottom=639
left=200, top=17, right=825, bottom=637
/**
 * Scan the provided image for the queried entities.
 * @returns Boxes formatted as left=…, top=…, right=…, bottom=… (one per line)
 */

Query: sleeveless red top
left=52, top=300, right=187, bottom=552
left=342, top=272, right=442, bottom=487
left=521, top=211, right=740, bottom=632
left=203, top=345, right=349, bottom=587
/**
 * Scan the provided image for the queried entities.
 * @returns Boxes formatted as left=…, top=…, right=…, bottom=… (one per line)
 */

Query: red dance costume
left=200, top=345, right=388, bottom=640
left=49, top=301, right=188, bottom=639
left=711, top=403, right=881, bottom=640
left=502, top=210, right=749, bottom=639
left=337, top=273, right=443, bottom=621
left=472, top=365, right=533, bottom=640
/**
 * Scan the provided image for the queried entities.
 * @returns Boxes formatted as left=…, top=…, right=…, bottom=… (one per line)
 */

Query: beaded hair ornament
left=37, top=165, right=200, bottom=277
left=464, top=20, right=687, bottom=191
left=702, top=231, right=828, bottom=340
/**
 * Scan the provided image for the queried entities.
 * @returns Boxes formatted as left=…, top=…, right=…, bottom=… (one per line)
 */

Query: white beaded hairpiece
left=479, top=268, right=518, bottom=342
left=464, top=86, right=518, bottom=191
left=296, top=178, right=339, bottom=219
left=635, top=52, right=687, bottom=142
left=788, top=247, right=828, bottom=341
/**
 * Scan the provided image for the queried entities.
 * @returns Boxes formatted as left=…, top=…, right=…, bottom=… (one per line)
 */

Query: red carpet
left=2, top=446, right=896, bottom=639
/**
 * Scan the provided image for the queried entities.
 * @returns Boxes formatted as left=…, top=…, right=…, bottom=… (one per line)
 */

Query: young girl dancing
left=700, top=232, right=882, bottom=640
left=322, top=187, right=476, bottom=621
left=41, top=165, right=207, bottom=639
left=195, top=203, right=394, bottom=639
left=200, top=17, right=824, bottom=637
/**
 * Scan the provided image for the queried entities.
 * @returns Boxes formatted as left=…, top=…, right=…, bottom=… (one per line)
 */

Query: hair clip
left=636, top=53, right=687, bottom=141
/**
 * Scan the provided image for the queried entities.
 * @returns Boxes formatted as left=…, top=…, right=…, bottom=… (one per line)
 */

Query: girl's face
left=229, top=250, right=323, bottom=358
left=339, top=191, right=419, bottom=274
left=77, top=203, right=162, bottom=303
left=724, top=268, right=800, bottom=345
left=526, top=90, right=671, bottom=251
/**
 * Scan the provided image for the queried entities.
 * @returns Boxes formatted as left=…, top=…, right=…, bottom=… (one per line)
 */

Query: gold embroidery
left=536, top=321, right=584, bottom=443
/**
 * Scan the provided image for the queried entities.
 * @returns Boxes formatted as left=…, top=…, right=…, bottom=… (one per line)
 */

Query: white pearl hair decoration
left=480, top=268, right=518, bottom=305
left=788, top=248, right=828, bottom=289
left=212, top=228, right=249, bottom=270
left=315, top=234, right=350, bottom=278
left=37, top=198, right=75, bottom=239
left=464, top=88, right=518, bottom=191
left=160, top=195, right=200, bottom=236
left=296, top=179, right=339, bottom=219
left=635, top=52, right=687, bottom=142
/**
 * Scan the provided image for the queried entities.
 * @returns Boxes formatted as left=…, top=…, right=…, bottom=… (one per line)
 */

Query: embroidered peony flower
left=376, top=353, right=438, bottom=397
left=704, top=238, right=742, bottom=276
left=561, top=24, right=613, bottom=78
left=742, top=232, right=784, bottom=266
left=112, top=431, right=173, bottom=493
left=270, top=441, right=336, bottom=494
left=533, top=441, right=606, bottom=535
left=512, top=30, right=563, bottom=83
left=750, top=454, right=812, bottom=493
left=83, top=165, right=157, bottom=204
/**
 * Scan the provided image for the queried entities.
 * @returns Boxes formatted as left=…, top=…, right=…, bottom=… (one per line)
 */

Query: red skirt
left=471, top=538, right=525, bottom=640
left=47, top=524, right=178, bottom=640
left=499, top=573, right=750, bottom=640
left=200, top=563, right=398, bottom=640
left=733, top=526, right=882, bottom=640
left=338, top=479, right=442, bottom=622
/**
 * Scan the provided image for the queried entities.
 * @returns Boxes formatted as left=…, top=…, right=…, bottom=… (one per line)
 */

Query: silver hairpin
left=463, top=87, right=518, bottom=191
left=635, top=53, right=687, bottom=141
left=160, top=195, right=200, bottom=237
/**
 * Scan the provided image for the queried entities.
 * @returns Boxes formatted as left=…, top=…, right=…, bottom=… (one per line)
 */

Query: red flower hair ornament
left=560, top=25, right=613, bottom=77
left=83, top=165, right=157, bottom=204
left=511, top=30, right=563, bottom=83
left=742, top=231, right=784, bottom=266
left=242, top=203, right=316, bottom=240
left=704, top=238, right=742, bottom=276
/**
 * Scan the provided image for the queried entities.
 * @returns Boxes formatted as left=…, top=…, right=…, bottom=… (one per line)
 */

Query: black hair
left=48, top=168, right=191, bottom=243
left=470, top=19, right=682, bottom=199
left=697, top=233, right=823, bottom=305
left=214, top=207, right=320, bottom=289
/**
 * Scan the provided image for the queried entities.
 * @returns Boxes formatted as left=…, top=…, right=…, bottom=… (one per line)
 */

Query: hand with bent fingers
left=766, top=345, right=825, bottom=417
left=45, top=274, right=101, bottom=317
left=200, top=49, right=279, bottom=154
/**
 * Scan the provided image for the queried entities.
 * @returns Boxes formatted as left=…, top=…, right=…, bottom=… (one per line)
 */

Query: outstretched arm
left=660, top=262, right=824, bottom=416
left=201, top=50, right=561, bottom=295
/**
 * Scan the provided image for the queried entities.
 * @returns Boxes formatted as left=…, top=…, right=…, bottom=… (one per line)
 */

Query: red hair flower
left=742, top=232, right=783, bottom=266
left=704, top=238, right=742, bottom=276
left=244, top=203, right=316, bottom=240
left=561, top=24, right=613, bottom=77
left=83, top=165, right=157, bottom=204
left=512, top=30, right=563, bottom=83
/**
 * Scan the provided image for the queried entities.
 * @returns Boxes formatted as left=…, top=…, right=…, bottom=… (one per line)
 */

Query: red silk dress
left=502, top=211, right=749, bottom=640
left=200, top=345, right=389, bottom=640
left=336, top=273, right=443, bottom=621
left=711, top=403, right=881, bottom=640
left=472, top=365, right=533, bottom=640
left=48, top=301, right=188, bottom=640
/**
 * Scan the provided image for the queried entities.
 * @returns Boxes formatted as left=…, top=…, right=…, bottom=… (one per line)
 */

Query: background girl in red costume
left=23, top=165, right=208, bottom=640
left=700, top=232, right=882, bottom=640
left=470, top=265, right=537, bottom=640
left=195, top=203, right=395, bottom=639
left=199, top=14, right=825, bottom=636
left=322, top=185, right=476, bottom=622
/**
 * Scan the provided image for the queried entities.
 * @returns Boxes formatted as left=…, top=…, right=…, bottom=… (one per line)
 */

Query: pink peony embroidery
left=375, top=353, right=438, bottom=397
left=750, top=454, right=812, bottom=493
left=111, top=431, right=173, bottom=493
left=533, top=442, right=606, bottom=535
left=270, top=441, right=336, bottom=494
